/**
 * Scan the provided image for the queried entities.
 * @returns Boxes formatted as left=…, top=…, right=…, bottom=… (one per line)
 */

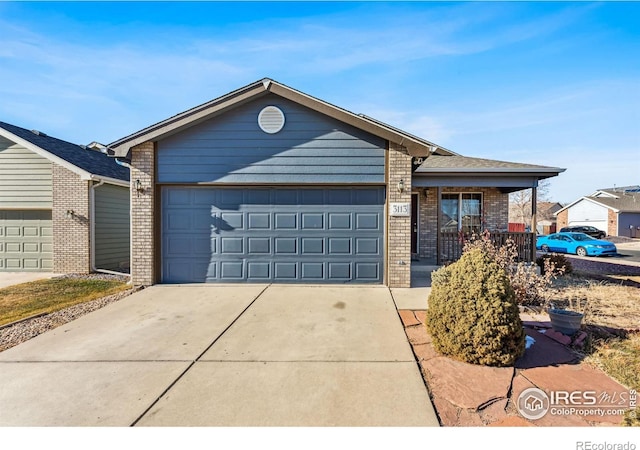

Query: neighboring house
left=0, top=122, right=130, bottom=273
left=107, top=78, right=564, bottom=287
left=509, top=201, right=563, bottom=234
left=556, top=186, right=640, bottom=237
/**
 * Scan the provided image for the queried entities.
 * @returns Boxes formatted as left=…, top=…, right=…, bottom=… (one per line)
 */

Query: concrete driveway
left=0, top=272, right=55, bottom=289
left=0, top=284, right=438, bottom=426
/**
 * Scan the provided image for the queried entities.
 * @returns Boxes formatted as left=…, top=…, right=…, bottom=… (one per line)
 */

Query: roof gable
left=0, top=121, right=129, bottom=184
left=107, top=78, right=456, bottom=159
left=556, top=185, right=640, bottom=214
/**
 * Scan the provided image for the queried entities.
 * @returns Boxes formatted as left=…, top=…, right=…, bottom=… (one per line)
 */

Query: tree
left=509, top=179, right=551, bottom=227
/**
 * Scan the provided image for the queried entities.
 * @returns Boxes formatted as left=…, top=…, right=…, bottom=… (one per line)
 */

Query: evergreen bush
left=426, top=247, right=526, bottom=366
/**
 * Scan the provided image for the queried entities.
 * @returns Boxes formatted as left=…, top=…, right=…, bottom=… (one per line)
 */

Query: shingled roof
left=414, top=154, right=563, bottom=178
left=0, top=121, right=129, bottom=183
left=556, top=186, right=640, bottom=214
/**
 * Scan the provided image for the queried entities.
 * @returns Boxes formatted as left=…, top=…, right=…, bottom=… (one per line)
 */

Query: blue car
left=536, top=232, right=617, bottom=257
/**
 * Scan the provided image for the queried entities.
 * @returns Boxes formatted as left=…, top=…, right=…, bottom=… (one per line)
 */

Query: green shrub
left=536, top=253, right=573, bottom=275
left=426, top=247, right=526, bottom=367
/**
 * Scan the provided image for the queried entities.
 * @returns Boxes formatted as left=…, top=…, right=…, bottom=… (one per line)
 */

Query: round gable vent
left=258, top=106, right=285, bottom=134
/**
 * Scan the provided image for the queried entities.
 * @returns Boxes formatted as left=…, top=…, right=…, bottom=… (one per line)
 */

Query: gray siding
left=157, top=94, right=386, bottom=184
left=619, top=212, right=640, bottom=237
left=0, top=136, right=53, bottom=209
left=94, top=183, right=130, bottom=271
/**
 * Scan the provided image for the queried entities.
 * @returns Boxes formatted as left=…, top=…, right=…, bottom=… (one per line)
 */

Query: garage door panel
left=275, top=213, right=296, bottom=229
left=23, top=242, right=40, bottom=253
left=356, top=238, right=379, bottom=255
left=6, top=259, right=21, bottom=269
left=6, top=227, right=21, bottom=237
left=329, top=213, right=351, bottom=229
left=0, top=209, right=54, bottom=272
left=301, top=238, right=323, bottom=254
left=274, top=262, right=296, bottom=279
left=221, top=261, right=243, bottom=279
left=221, top=237, right=243, bottom=254
left=328, top=263, right=351, bottom=279
left=22, top=258, right=40, bottom=269
left=356, top=263, right=379, bottom=280
left=356, top=213, right=379, bottom=230
left=301, top=262, right=323, bottom=279
left=248, top=213, right=270, bottom=229
left=162, top=187, right=384, bottom=283
left=220, top=213, right=243, bottom=230
left=247, top=262, right=270, bottom=279
left=248, top=238, right=270, bottom=254
left=328, top=238, right=350, bottom=254
left=301, top=214, right=323, bottom=229
left=6, top=242, right=21, bottom=252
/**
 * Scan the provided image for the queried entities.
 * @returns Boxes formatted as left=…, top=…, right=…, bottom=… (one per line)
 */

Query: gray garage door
left=0, top=210, right=53, bottom=271
left=162, top=187, right=385, bottom=283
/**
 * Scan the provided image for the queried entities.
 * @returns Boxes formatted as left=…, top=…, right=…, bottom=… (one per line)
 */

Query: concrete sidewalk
left=0, top=284, right=438, bottom=427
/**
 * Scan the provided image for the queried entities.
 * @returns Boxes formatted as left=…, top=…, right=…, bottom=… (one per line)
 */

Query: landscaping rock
left=404, top=325, right=430, bottom=345
left=432, top=395, right=459, bottom=426
left=398, top=310, right=420, bottom=327
left=488, top=416, right=535, bottom=427
left=422, top=356, right=514, bottom=410
left=413, top=343, right=439, bottom=362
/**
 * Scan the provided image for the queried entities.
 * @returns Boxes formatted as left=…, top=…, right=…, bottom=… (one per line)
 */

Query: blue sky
left=0, top=1, right=638, bottom=203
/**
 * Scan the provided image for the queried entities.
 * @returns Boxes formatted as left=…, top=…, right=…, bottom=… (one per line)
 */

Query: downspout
left=90, top=179, right=132, bottom=279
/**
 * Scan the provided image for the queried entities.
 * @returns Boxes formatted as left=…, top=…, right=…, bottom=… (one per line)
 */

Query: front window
left=440, top=193, right=482, bottom=233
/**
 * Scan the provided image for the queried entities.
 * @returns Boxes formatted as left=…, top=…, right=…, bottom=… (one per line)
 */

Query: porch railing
left=439, top=231, right=536, bottom=265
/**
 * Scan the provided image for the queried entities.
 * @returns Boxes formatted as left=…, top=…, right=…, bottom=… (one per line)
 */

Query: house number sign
left=390, top=202, right=411, bottom=217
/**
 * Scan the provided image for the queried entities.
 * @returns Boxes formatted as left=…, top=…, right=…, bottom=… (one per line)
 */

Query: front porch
left=406, top=154, right=562, bottom=273
left=409, top=186, right=537, bottom=266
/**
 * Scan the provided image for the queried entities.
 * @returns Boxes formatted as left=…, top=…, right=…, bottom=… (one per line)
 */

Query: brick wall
left=417, top=187, right=509, bottom=261
left=556, top=209, right=568, bottom=230
left=607, top=208, right=617, bottom=237
left=130, top=142, right=155, bottom=286
left=387, top=142, right=412, bottom=287
left=52, top=164, right=90, bottom=273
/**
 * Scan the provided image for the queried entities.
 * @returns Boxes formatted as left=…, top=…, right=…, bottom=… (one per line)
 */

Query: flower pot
left=547, top=308, right=584, bottom=336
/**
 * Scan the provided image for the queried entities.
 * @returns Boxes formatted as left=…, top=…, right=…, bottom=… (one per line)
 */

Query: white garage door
left=0, top=210, right=53, bottom=271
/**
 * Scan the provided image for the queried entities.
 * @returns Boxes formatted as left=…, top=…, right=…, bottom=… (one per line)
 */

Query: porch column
left=387, top=142, right=412, bottom=288
left=436, top=186, right=442, bottom=265
left=531, top=185, right=537, bottom=261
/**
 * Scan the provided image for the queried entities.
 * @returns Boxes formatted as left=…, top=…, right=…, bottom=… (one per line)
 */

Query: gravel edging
left=0, top=283, right=141, bottom=353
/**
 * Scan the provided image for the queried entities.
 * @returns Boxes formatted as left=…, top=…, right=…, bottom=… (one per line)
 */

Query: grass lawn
left=0, top=277, right=130, bottom=326
left=555, top=275, right=640, bottom=426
